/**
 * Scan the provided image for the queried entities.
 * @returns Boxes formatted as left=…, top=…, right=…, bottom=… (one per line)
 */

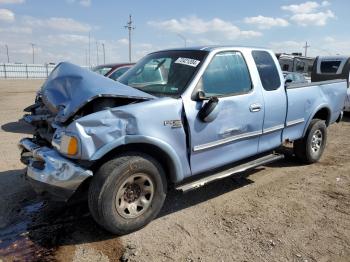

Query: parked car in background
left=283, top=71, right=308, bottom=86
left=311, top=56, right=350, bottom=112
left=19, top=46, right=347, bottom=235
left=92, top=63, right=134, bottom=80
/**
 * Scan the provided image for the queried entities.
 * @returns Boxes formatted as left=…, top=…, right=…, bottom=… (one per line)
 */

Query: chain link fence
left=0, top=63, right=57, bottom=79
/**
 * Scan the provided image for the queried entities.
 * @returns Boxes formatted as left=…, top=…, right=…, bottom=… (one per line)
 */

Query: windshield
left=118, top=50, right=208, bottom=97
left=92, top=66, right=112, bottom=76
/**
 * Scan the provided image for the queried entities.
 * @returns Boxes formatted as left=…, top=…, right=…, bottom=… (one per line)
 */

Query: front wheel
left=88, top=153, right=167, bottom=235
left=293, top=119, right=327, bottom=164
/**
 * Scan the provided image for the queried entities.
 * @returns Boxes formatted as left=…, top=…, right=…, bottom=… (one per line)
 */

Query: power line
left=124, top=14, right=135, bottom=63
left=96, top=41, right=99, bottom=65
left=303, top=41, right=311, bottom=57
left=30, top=43, right=35, bottom=64
left=5, top=44, right=9, bottom=63
left=88, top=32, right=91, bottom=68
left=102, top=43, right=106, bottom=64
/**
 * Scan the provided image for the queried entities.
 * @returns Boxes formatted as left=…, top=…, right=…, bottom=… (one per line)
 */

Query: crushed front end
left=19, top=62, right=154, bottom=201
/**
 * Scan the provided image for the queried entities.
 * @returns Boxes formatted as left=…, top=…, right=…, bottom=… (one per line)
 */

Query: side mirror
left=195, top=90, right=207, bottom=101
left=198, top=96, right=219, bottom=122
left=285, top=78, right=293, bottom=87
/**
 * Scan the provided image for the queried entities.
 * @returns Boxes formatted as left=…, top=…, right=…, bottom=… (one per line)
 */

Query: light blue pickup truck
left=19, top=46, right=347, bottom=234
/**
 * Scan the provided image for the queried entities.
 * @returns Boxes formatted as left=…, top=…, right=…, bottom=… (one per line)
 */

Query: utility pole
left=303, top=41, right=310, bottom=57
left=96, top=41, right=99, bottom=65
left=88, top=32, right=91, bottom=67
left=102, top=43, right=106, bottom=64
left=5, top=44, right=9, bottom=63
left=124, top=14, right=135, bottom=63
left=177, top=33, right=187, bottom=47
left=30, top=43, right=35, bottom=64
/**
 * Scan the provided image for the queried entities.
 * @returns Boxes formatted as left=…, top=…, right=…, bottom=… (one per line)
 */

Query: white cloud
left=14, top=46, right=42, bottom=55
left=319, top=37, right=350, bottom=55
left=46, top=34, right=90, bottom=45
left=0, top=11, right=100, bottom=64
left=148, top=16, right=236, bottom=35
left=23, top=16, right=92, bottom=32
left=241, top=30, right=263, bottom=37
left=269, top=40, right=304, bottom=52
left=281, top=1, right=320, bottom=14
left=148, top=16, right=261, bottom=41
left=134, top=43, right=155, bottom=58
left=138, top=43, right=153, bottom=49
left=281, top=1, right=335, bottom=26
left=66, top=0, right=91, bottom=7
left=79, top=0, right=91, bottom=6
left=0, top=8, right=14, bottom=22
left=0, top=26, right=31, bottom=33
left=270, top=38, right=350, bottom=56
left=244, top=15, right=289, bottom=29
left=290, top=10, right=335, bottom=26
left=47, top=17, right=91, bottom=32
left=117, top=38, right=128, bottom=45
left=324, top=36, right=335, bottom=42
left=321, top=1, right=331, bottom=7
left=0, top=0, right=24, bottom=4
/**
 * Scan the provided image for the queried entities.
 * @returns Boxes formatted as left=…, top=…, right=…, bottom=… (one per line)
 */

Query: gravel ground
left=0, top=80, right=349, bottom=262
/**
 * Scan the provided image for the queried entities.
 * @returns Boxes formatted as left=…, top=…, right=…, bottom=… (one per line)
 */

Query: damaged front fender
left=53, top=98, right=191, bottom=183
left=53, top=109, right=138, bottom=160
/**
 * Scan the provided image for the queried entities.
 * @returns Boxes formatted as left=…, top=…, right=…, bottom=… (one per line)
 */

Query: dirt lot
left=0, top=79, right=349, bottom=262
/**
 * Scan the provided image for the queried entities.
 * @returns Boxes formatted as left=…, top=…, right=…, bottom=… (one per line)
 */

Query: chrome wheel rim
left=311, top=129, right=323, bottom=153
left=115, top=173, right=154, bottom=219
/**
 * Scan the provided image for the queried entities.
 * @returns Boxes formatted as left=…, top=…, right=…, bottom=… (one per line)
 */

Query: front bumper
left=22, top=114, right=50, bottom=125
left=19, top=138, right=93, bottom=201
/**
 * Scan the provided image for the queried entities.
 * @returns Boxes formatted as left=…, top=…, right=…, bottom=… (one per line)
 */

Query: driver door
left=183, top=51, right=265, bottom=175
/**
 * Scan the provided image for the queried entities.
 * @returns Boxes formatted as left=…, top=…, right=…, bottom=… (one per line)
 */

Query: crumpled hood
left=41, top=62, right=155, bottom=123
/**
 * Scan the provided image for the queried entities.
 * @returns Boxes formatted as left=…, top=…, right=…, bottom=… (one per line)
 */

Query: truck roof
left=150, top=45, right=271, bottom=53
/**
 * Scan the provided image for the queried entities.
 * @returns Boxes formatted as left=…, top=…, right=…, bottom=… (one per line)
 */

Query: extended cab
left=19, top=46, right=347, bottom=234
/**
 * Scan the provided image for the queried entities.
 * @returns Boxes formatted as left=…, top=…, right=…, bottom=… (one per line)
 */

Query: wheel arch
left=90, top=136, right=185, bottom=184
left=303, top=106, right=331, bottom=137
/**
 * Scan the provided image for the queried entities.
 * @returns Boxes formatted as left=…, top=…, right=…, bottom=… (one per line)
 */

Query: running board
left=176, top=153, right=284, bottom=192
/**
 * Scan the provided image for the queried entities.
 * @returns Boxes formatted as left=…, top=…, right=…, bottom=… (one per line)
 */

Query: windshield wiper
left=154, top=59, right=166, bottom=71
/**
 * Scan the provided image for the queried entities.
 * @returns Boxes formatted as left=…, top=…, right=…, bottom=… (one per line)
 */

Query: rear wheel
left=88, top=153, right=167, bottom=235
left=293, top=119, right=327, bottom=164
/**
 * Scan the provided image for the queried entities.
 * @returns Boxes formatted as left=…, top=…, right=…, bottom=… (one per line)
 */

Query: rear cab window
left=252, top=50, right=281, bottom=91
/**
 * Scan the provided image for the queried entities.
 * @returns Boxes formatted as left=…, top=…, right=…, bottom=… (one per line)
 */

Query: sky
left=0, top=0, right=348, bottom=65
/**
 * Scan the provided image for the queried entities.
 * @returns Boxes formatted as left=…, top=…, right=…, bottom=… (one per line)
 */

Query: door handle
left=249, top=103, right=262, bottom=112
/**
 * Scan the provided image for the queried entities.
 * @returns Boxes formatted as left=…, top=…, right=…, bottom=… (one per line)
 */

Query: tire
left=88, top=152, right=167, bottom=235
left=293, top=119, right=327, bottom=164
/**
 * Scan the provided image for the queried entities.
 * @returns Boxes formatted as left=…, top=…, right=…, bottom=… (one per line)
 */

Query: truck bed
left=283, top=79, right=347, bottom=141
